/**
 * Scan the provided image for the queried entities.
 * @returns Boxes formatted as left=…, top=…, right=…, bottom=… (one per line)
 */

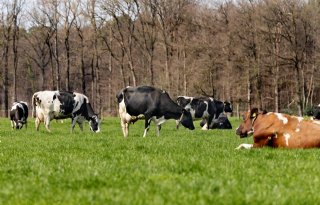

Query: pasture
left=1, top=117, right=320, bottom=204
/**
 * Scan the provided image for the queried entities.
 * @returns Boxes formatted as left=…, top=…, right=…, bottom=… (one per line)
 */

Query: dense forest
left=0, top=0, right=320, bottom=117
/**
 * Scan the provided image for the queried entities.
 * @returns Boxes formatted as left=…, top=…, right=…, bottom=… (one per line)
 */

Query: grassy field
left=1, top=117, right=320, bottom=204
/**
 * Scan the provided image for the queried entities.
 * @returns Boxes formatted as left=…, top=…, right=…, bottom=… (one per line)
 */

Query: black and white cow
left=10, top=101, right=29, bottom=129
left=176, top=96, right=232, bottom=130
left=311, top=104, right=320, bottom=120
left=116, top=86, right=195, bottom=137
left=200, top=113, right=232, bottom=129
left=32, top=91, right=100, bottom=132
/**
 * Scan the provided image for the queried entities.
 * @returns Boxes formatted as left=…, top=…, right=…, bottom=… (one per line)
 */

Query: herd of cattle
left=8, top=85, right=320, bottom=149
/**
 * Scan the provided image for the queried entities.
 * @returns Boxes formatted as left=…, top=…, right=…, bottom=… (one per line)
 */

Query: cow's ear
left=250, top=108, right=259, bottom=118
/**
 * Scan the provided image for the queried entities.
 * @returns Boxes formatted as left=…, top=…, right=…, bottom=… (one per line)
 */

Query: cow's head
left=224, top=101, right=233, bottom=113
left=176, top=97, right=192, bottom=108
left=236, top=108, right=259, bottom=138
left=179, top=109, right=195, bottom=130
left=89, top=115, right=100, bottom=133
left=14, top=120, right=23, bottom=129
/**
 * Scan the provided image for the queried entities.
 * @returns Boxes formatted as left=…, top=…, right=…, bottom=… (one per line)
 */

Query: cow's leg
left=35, top=117, right=41, bottom=131
left=76, top=116, right=85, bottom=132
left=236, top=137, right=271, bottom=149
left=120, top=119, right=129, bottom=137
left=235, top=144, right=253, bottom=150
left=10, top=120, right=14, bottom=129
left=154, top=117, right=165, bottom=136
left=143, top=118, right=152, bottom=137
left=207, top=115, right=215, bottom=130
left=71, top=117, right=77, bottom=132
left=156, top=125, right=161, bottom=136
left=176, top=120, right=180, bottom=129
left=201, top=117, right=209, bottom=130
left=77, top=118, right=83, bottom=132
left=124, top=122, right=129, bottom=137
left=44, top=116, right=51, bottom=132
left=78, top=121, right=84, bottom=132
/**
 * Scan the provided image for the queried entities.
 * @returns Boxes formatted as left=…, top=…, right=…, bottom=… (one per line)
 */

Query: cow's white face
left=89, top=115, right=100, bottom=132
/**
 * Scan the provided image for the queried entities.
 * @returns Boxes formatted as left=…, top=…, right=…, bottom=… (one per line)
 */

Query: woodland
left=0, top=0, right=320, bottom=117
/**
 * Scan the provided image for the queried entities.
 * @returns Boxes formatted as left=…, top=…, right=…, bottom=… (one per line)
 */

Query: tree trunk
left=54, top=2, right=60, bottom=90
left=295, top=64, right=303, bottom=116
left=165, top=44, right=171, bottom=91
left=247, top=67, right=251, bottom=110
left=2, top=42, right=9, bottom=117
left=65, top=35, right=70, bottom=91
left=274, top=23, right=281, bottom=113
left=183, top=43, right=187, bottom=95
left=12, top=0, right=19, bottom=102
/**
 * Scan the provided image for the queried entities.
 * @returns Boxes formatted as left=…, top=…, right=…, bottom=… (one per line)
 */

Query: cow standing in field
left=176, top=96, right=232, bottom=130
left=116, top=86, right=195, bottom=137
left=10, top=101, right=29, bottom=129
left=236, top=108, right=320, bottom=149
left=32, top=91, right=100, bottom=132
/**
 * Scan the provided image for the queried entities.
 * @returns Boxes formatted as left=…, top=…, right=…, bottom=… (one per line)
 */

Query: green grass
left=1, top=117, right=320, bottom=204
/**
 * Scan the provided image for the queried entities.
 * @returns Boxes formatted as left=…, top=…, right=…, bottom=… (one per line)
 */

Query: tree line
left=0, top=0, right=320, bottom=117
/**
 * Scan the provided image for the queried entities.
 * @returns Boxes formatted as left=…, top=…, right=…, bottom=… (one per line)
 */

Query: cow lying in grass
left=176, top=96, right=232, bottom=130
left=236, top=108, right=320, bottom=149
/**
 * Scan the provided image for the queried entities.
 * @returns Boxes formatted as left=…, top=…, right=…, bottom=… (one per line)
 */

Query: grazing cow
left=176, top=96, right=232, bottom=130
left=116, top=86, right=195, bottom=137
left=235, top=108, right=320, bottom=149
left=32, top=91, right=100, bottom=132
left=10, top=101, right=28, bottom=129
left=200, top=113, right=232, bottom=129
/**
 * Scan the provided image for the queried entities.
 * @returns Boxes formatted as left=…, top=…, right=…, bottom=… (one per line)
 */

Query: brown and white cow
left=236, top=108, right=320, bottom=149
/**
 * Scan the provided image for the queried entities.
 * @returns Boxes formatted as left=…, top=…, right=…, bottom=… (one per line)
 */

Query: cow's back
left=20, top=102, right=29, bottom=118
left=33, top=91, right=74, bottom=117
left=56, top=91, right=76, bottom=115
left=190, top=98, right=209, bottom=118
left=123, top=86, right=162, bottom=116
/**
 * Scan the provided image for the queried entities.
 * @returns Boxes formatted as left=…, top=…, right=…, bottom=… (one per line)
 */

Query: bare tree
left=27, top=1, right=55, bottom=90
left=73, top=0, right=86, bottom=94
left=11, top=0, right=23, bottom=102
left=36, top=0, right=62, bottom=90
left=134, top=0, right=158, bottom=86
left=101, top=0, right=138, bottom=86
left=0, top=2, right=12, bottom=116
left=62, top=0, right=77, bottom=91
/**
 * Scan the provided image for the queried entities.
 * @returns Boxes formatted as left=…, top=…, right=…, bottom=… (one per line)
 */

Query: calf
left=116, top=86, right=195, bottom=137
left=10, top=101, right=28, bottom=129
left=236, top=108, right=320, bottom=149
left=32, top=91, right=100, bottom=132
